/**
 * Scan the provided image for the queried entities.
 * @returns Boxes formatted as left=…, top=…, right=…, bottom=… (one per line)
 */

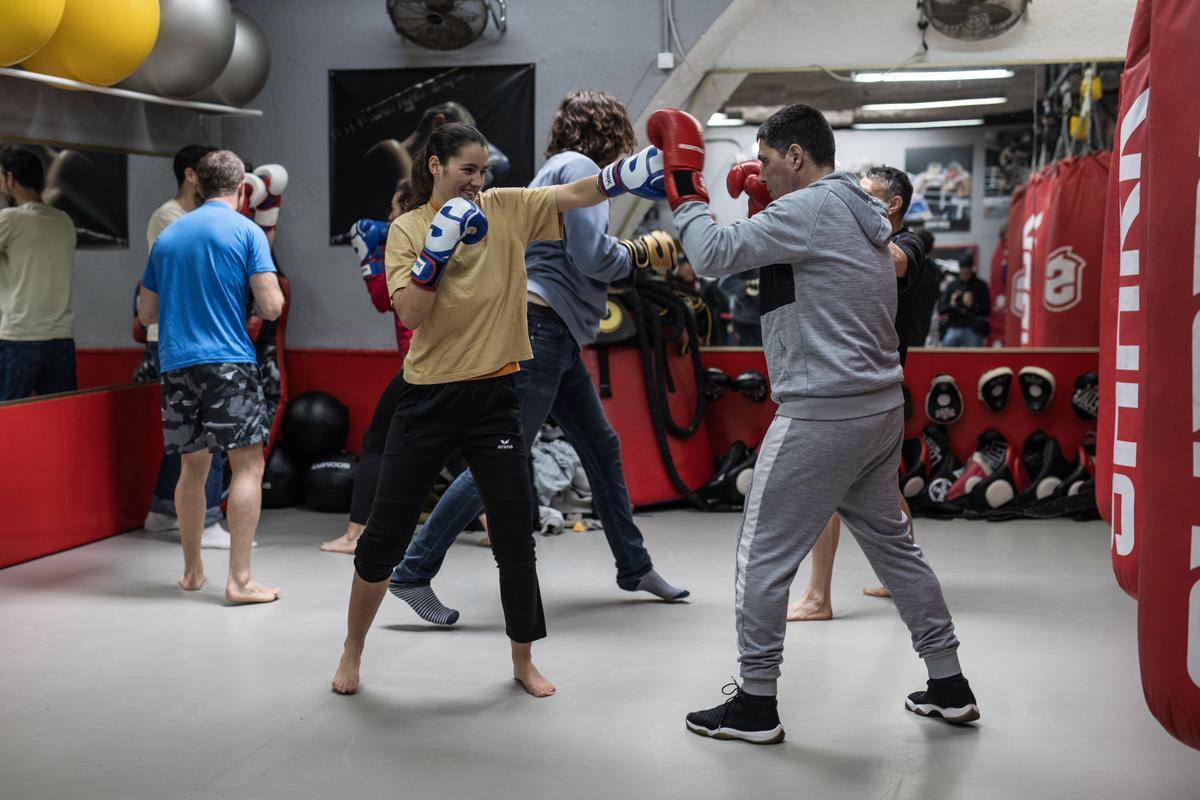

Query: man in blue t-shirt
left=138, top=149, right=284, bottom=605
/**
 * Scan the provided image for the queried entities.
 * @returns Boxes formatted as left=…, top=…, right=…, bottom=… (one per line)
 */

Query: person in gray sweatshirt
left=652, top=104, right=979, bottom=744
left=386, top=90, right=689, bottom=627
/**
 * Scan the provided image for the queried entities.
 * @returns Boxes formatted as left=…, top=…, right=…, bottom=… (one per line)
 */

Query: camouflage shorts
left=160, top=362, right=268, bottom=454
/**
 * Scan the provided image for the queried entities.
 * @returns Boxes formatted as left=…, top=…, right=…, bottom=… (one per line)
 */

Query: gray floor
left=2, top=509, right=1198, bottom=800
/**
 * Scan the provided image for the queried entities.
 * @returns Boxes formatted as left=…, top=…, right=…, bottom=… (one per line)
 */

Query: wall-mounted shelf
left=0, top=67, right=262, bottom=117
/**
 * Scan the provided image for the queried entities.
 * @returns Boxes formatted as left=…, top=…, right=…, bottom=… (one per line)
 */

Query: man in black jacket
left=937, top=256, right=990, bottom=347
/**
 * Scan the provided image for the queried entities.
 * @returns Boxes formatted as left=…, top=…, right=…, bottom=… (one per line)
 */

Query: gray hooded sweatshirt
left=675, top=170, right=902, bottom=420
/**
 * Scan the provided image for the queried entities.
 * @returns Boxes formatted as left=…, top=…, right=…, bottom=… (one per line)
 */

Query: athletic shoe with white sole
left=685, top=682, right=785, bottom=744
left=198, top=522, right=256, bottom=550
left=905, top=674, right=980, bottom=724
left=143, top=511, right=179, bottom=532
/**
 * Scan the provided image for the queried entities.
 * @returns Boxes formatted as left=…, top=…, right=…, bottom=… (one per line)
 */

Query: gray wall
left=73, top=154, right=180, bottom=349
left=204, top=0, right=734, bottom=350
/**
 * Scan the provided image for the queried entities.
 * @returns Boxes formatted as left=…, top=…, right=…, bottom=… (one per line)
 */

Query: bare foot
left=513, top=661, right=556, bottom=698
left=319, top=533, right=359, bottom=554
left=863, top=586, right=892, bottom=598
left=786, top=593, right=832, bottom=621
left=178, top=571, right=206, bottom=591
left=331, top=646, right=361, bottom=694
left=225, top=578, right=281, bottom=604
left=479, top=535, right=492, bottom=548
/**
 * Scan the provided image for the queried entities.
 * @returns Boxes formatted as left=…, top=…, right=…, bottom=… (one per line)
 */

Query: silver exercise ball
left=119, top=0, right=235, bottom=98
left=188, top=8, right=270, bottom=107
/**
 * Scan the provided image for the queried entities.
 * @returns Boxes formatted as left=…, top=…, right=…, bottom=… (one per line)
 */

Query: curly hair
left=544, top=90, right=636, bottom=167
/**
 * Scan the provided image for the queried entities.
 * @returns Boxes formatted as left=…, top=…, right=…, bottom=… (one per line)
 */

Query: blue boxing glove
left=596, top=144, right=666, bottom=200
left=410, top=197, right=488, bottom=291
left=350, top=218, right=389, bottom=278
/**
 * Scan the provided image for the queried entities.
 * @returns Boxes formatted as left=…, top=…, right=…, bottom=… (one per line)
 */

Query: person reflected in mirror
left=937, top=254, right=990, bottom=347
left=0, top=147, right=77, bottom=401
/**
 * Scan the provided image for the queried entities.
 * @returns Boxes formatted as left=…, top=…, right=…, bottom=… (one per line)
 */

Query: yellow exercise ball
left=0, top=0, right=66, bottom=66
left=21, top=0, right=160, bottom=86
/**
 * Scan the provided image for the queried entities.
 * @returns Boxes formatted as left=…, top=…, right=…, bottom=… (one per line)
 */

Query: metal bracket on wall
left=0, top=68, right=262, bottom=117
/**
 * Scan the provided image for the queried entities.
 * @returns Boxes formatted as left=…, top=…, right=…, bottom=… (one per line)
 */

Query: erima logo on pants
left=497, top=438, right=513, bottom=450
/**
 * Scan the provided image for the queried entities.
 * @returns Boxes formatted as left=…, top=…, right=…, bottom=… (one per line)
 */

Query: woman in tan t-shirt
left=332, top=122, right=667, bottom=698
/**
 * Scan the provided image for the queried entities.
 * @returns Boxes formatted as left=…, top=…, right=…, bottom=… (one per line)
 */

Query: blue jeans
left=392, top=308, right=654, bottom=588
left=0, top=339, right=76, bottom=400
left=941, top=326, right=984, bottom=347
left=147, top=342, right=223, bottom=524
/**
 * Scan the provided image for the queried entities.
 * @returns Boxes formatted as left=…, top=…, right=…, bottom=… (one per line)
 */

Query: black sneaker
left=685, top=682, right=785, bottom=744
left=905, top=674, right=980, bottom=724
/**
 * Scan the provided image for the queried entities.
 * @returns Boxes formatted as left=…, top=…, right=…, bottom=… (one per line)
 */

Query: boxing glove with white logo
left=411, top=198, right=488, bottom=291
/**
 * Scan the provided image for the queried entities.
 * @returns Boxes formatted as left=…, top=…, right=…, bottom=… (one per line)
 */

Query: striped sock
left=389, top=581, right=460, bottom=626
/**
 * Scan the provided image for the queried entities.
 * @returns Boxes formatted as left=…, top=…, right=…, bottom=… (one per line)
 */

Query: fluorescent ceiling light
left=853, top=68, right=1015, bottom=83
left=707, top=112, right=745, bottom=127
left=859, top=97, right=1007, bottom=112
left=851, top=118, right=986, bottom=130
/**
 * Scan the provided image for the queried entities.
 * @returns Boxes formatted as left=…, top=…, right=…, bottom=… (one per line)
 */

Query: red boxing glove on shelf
left=726, top=160, right=771, bottom=217
left=646, top=108, right=709, bottom=210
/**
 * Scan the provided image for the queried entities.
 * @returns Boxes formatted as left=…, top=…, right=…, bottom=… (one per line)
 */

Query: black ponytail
left=405, top=122, right=489, bottom=212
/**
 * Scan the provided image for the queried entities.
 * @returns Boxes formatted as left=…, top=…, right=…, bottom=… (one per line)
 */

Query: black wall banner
left=328, top=63, right=535, bottom=242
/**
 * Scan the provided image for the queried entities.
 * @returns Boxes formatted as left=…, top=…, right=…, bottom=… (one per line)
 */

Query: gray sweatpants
left=736, top=406, right=961, bottom=696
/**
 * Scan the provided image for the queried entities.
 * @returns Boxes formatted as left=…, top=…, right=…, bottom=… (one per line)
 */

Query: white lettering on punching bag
left=1190, top=157, right=1200, bottom=687
left=1112, top=87, right=1149, bottom=559
left=1020, top=212, right=1044, bottom=345
left=1044, top=246, right=1087, bottom=311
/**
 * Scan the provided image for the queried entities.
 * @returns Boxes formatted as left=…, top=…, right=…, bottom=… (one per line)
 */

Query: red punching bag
left=1004, top=184, right=1028, bottom=347
left=986, top=229, right=1008, bottom=346
left=1098, top=0, right=1150, bottom=599
left=1138, top=0, right=1200, bottom=751
left=1009, top=172, right=1056, bottom=347
left=1029, top=153, right=1110, bottom=346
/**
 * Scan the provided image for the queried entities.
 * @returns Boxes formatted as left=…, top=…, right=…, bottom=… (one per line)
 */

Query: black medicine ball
left=305, top=451, right=358, bottom=513
left=281, top=391, right=350, bottom=463
left=262, top=445, right=304, bottom=508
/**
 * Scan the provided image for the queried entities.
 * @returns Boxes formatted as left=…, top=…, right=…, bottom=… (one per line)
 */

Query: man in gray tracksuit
left=673, top=105, right=979, bottom=744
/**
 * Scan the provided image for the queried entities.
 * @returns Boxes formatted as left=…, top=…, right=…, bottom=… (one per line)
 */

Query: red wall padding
left=1137, top=0, right=1200, bottom=751
left=694, top=349, right=779, bottom=455
left=692, top=348, right=1097, bottom=461
left=901, top=348, right=1097, bottom=459
left=0, top=384, right=162, bottom=568
left=76, top=347, right=1098, bottom=509
left=579, top=346, right=714, bottom=507
left=1098, top=0, right=1151, bottom=599
left=76, top=348, right=145, bottom=390
left=285, top=349, right=401, bottom=456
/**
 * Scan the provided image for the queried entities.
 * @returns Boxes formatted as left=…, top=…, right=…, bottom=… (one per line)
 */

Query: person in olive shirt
left=0, top=147, right=77, bottom=401
left=788, top=164, right=928, bottom=620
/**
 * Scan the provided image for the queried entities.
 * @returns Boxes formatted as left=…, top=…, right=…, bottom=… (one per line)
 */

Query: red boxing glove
left=726, top=160, right=771, bottom=217
left=646, top=108, right=709, bottom=209
left=246, top=313, right=264, bottom=344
